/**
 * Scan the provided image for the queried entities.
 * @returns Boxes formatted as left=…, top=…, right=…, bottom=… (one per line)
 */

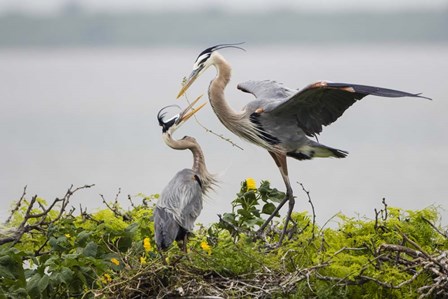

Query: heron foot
left=255, top=192, right=296, bottom=247
left=277, top=194, right=295, bottom=246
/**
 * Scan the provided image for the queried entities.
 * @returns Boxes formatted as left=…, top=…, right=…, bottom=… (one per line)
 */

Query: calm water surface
left=0, top=45, right=447, bottom=225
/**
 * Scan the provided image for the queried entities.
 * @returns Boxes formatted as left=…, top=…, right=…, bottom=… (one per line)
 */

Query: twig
left=128, top=194, right=136, bottom=209
left=5, top=185, right=27, bottom=225
left=298, top=182, right=316, bottom=238
left=374, top=198, right=389, bottom=231
left=422, top=216, right=448, bottom=239
left=183, top=93, right=244, bottom=151
left=100, top=191, right=122, bottom=217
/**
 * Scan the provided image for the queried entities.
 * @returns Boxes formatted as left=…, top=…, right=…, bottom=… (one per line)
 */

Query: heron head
left=177, top=43, right=245, bottom=99
left=157, top=95, right=206, bottom=134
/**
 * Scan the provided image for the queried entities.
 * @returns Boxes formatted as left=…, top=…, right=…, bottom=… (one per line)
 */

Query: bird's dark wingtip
left=415, top=93, right=432, bottom=101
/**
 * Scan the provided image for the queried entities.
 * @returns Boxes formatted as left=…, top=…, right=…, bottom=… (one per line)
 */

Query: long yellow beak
left=180, top=94, right=207, bottom=122
left=177, top=69, right=200, bottom=99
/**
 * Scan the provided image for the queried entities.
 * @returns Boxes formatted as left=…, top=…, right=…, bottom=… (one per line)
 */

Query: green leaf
left=269, top=189, right=286, bottom=203
left=0, top=265, right=14, bottom=279
left=0, top=250, right=26, bottom=284
left=48, top=236, right=68, bottom=251
left=222, top=213, right=236, bottom=223
left=245, top=218, right=264, bottom=228
left=59, top=267, right=74, bottom=284
left=237, top=208, right=252, bottom=219
left=261, top=203, right=277, bottom=215
left=38, top=275, right=50, bottom=293
left=43, top=256, right=59, bottom=268
left=61, top=255, right=80, bottom=268
left=125, top=222, right=139, bottom=236
left=82, top=242, right=98, bottom=257
left=75, top=231, right=92, bottom=246
left=76, top=267, right=89, bottom=286
left=26, top=273, right=42, bottom=298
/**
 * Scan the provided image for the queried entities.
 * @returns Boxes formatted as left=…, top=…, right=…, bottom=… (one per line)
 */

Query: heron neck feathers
left=209, top=52, right=272, bottom=150
left=165, top=135, right=217, bottom=194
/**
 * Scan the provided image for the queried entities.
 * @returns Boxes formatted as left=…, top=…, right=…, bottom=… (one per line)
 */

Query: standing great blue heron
left=177, top=43, right=430, bottom=244
left=154, top=96, right=217, bottom=252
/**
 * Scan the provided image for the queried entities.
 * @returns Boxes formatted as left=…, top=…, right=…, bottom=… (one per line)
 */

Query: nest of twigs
left=94, top=260, right=311, bottom=298
left=94, top=244, right=448, bottom=299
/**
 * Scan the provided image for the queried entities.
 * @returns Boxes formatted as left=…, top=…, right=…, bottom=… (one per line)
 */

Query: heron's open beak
left=177, top=94, right=207, bottom=124
left=177, top=68, right=200, bottom=99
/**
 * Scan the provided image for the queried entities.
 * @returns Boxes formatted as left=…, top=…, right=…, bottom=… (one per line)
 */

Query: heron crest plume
left=196, top=42, right=246, bottom=59
left=157, top=105, right=181, bottom=133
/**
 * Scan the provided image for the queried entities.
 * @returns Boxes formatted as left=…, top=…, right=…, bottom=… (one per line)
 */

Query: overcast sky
left=0, top=0, right=447, bottom=15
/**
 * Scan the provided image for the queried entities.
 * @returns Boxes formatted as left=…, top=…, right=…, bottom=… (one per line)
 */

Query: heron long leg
left=258, top=152, right=295, bottom=245
left=178, top=233, right=188, bottom=253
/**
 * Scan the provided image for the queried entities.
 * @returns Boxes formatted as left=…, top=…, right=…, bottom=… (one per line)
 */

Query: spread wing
left=238, top=80, right=430, bottom=136
left=237, top=80, right=297, bottom=101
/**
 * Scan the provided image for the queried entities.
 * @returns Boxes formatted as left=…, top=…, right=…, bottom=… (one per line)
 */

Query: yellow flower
left=140, top=256, right=147, bottom=265
left=246, top=178, right=257, bottom=191
left=64, top=234, right=71, bottom=238
left=110, top=258, right=120, bottom=266
left=143, top=237, right=152, bottom=252
left=200, top=241, right=212, bottom=255
left=100, top=273, right=112, bottom=284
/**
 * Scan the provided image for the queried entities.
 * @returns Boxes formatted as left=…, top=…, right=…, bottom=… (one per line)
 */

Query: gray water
left=1, top=44, right=447, bottom=226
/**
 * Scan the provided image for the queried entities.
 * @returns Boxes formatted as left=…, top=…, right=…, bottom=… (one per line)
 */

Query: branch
left=422, top=216, right=448, bottom=239
left=298, top=182, right=316, bottom=238
left=5, top=185, right=27, bottom=225
left=100, top=188, right=123, bottom=217
left=0, top=184, right=94, bottom=246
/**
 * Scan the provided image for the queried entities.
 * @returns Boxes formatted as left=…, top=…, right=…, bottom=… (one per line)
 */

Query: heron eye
left=193, top=62, right=203, bottom=71
left=193, top=53, right=210, bottom=69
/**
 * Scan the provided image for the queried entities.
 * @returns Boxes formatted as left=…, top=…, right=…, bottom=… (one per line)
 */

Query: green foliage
left=0, top=191, right=159, bottom=298
left=218, top=179, right=285, bottom=237
left=0, top=182, right=447, bottom=298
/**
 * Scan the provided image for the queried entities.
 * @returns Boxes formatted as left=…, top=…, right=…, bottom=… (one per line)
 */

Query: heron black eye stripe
left=194, top=54, right=210, bottom=68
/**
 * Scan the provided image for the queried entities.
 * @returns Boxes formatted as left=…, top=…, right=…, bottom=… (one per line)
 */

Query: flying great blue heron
left=154, top=96, right=217, bottom=251
left=177, top=43, right=430, bottom=244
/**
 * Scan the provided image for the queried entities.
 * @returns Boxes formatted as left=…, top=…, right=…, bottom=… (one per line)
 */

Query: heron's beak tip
left=177, top=84, right=189, bottom=99
left=177, top=69, right=201, bottom=100
left=180, top=98, right=207, bottom=123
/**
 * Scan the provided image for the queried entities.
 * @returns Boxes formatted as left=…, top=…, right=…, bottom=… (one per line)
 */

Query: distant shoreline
left=0, top=11, right=447, bottom=47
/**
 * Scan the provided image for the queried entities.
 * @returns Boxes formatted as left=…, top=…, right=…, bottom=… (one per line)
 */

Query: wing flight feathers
left=243, top=80, right=430, bottom=136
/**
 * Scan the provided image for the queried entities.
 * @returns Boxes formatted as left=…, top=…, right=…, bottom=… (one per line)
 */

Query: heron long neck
left=190, top=142, right=217, bottom=194
left=166, top=136, right=217, bottom=194
left=208, top=52, right=269, bottom=148
left=209, top=53, right=246, bottom=134
left=190, top=143, right=205, bottom=178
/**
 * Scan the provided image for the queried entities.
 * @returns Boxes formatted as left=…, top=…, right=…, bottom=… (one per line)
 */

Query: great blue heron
left=154, top=96, right=217, bottom=252
left=177, top=43, right=430, bottom=244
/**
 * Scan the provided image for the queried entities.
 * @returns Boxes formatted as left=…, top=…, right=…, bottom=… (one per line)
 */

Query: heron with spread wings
left=155, top=96, right=217, bottom=252
left=177, top=43, right=430, bottom=244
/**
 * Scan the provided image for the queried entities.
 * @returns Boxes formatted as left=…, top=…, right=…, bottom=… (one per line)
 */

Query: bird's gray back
left=237, top=80, right=311, bottom=151
left=157, top=168, right=203, bottom=232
